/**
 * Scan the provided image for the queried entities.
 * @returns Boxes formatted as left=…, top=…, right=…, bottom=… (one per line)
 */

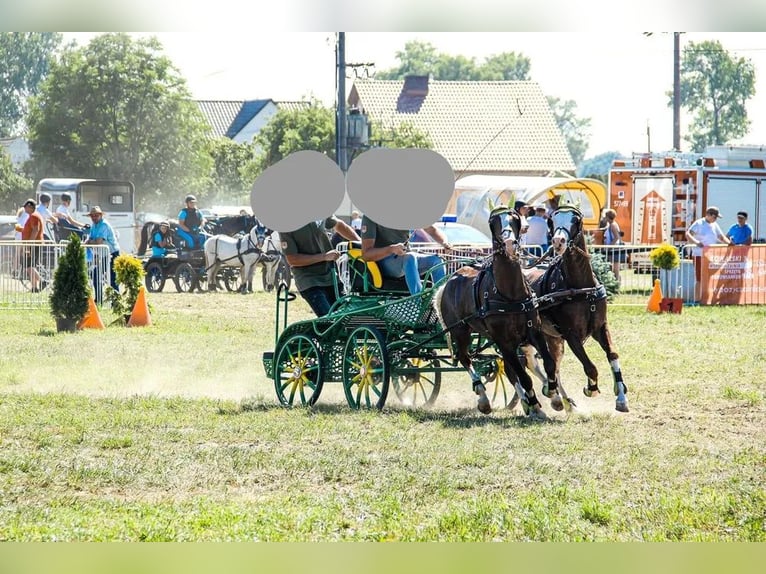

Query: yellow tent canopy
left=448, top=175, right=607, bottom=237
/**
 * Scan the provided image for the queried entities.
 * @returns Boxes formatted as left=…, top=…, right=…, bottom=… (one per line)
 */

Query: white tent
left=449, top=175, right=607, bottom=237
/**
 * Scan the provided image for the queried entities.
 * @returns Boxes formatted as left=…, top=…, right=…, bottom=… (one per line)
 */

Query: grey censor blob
left=346, top=148, right=454, bottom=229
left=251, top=151, right=345, bottom=232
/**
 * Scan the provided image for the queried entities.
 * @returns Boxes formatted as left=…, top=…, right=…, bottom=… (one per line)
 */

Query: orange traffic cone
left=77, top=296, right=105, bottom=330
left=646, top=278, right=662, bottom=313
left=127, top=286, right=152, bottom=327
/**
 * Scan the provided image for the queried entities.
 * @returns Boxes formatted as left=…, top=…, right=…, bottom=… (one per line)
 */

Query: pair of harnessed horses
left=434, top=204, right=629, bottom=417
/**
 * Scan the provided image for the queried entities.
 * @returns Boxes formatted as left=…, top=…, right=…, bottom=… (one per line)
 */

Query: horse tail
left=137, top=222, right=151, bottom=256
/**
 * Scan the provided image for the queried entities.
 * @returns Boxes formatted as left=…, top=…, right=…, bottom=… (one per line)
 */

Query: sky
left=64, top=32, right=766, bottom=160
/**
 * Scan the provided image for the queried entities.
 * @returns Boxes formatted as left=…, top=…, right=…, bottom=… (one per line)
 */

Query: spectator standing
left=280, top=217, right=360, bottom=316
left=686, top=206, right=730, bottom=282
left=602, top=208, right=625, bottom=284
left=18, top=199, right=45, bottom=292
left=350, top=210, right=363, bottom=232
left=85, top=206, right=120, bottom=301
left=524, top=204, right=550, bottom=253
left=686, top=206, right=730, bottom=255
left=726, top=211, right=753, bottom=246
left=361, top=215, right=451, bottom=296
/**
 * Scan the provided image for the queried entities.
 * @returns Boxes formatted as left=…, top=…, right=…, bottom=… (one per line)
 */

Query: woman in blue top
left=151, top=221, right=175, bottom=257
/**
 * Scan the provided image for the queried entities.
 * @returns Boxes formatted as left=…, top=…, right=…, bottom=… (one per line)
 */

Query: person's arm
left=285, top=251, right=339, bottom=267
left=744, top=227, right=753, bottom=246
left=715, top=224, right=731, bottom=245
left=422, top=225, right=452, bottom=250
left=686, top=226, right=701, bottom=247
left=333, top=219, right=360, bottom=243
left=362, top=238, right=405, bottom=262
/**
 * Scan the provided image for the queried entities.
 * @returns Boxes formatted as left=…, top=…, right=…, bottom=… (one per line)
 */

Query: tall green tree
left=377, top=41, right=531, bottom=82
left=675, top=39, right=756, bottom=151
left=0, top=149, right=33, bottom=211
left=26, top=33, right=212, bottom=211
left=376, top=41, right=441, bottom=80
left=0, top=32, right=62, bottom=137
left=548, top=96, right=591, bottom=166
left=206, top=137, right=257, bottom=205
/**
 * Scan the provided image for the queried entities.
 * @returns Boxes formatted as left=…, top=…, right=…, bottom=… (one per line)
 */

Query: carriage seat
left=346, top=247, right=410, bottom=295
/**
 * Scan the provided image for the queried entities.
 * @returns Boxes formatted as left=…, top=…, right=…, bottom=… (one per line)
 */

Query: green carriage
left=261, top=244, right=514, bottom=410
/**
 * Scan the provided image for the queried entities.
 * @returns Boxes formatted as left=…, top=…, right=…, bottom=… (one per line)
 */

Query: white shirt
left=524, top=215, right=549, bottom=246
left=15, top=210, right=29, bottom=240
left=36, top=204, right=55, bottom=222
left=688, top=217, right=725, bottom=256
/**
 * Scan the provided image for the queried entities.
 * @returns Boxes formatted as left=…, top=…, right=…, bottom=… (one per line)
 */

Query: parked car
left=0, top=215, right=17, bottom=241
left=411, top=219, right=493, bottom=273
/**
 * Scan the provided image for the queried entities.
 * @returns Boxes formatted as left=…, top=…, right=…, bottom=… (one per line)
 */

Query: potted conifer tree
left=49, top=234, right=91, bottom=332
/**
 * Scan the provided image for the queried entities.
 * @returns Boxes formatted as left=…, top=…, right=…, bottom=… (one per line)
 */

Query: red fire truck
left=608, top=145, right=766, bottom=246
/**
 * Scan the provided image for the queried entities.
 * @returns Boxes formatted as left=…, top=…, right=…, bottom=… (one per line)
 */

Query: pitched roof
left=349, top=78, right=575, bottom=175
left=196, top=100, right=312, bottom=140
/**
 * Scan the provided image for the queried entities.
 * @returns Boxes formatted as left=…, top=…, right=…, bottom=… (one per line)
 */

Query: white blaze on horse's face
left=550, top=209, right=578, bottom=255
left=496, top=212, right=518, bottom=257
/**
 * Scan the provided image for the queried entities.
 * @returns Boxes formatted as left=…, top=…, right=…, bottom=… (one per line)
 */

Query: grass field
left=0, top=291, right=764, bottom=541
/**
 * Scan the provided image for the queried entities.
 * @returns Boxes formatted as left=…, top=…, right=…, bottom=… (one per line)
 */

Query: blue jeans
left=300, top=285, right=337, bottom=317
left=378, top=252, right=446, bottom=295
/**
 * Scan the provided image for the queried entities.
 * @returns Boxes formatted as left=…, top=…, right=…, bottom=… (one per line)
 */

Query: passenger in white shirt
left=54, top=193, right=86, bottom=230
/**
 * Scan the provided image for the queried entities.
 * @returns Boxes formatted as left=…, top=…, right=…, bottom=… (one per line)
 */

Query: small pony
left=203, top=220, right=278, bottom=293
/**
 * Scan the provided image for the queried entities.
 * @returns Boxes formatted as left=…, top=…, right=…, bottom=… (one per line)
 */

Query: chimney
left=403, top=75, right=429, bottom=97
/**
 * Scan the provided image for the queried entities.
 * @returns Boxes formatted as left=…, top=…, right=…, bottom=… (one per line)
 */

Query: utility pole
left=673, top=32, right=681, bottom=151
left=336, top=32, right=347, bottom=173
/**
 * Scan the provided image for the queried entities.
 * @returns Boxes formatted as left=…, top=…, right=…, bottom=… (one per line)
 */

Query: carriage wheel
left=173, top=262, right=198, bottom=293
left=274, top=334, right=324, bottom=407
left=485, top=357, right=512, bottom=408
left=342, top=326, right=389, bottom=410
left=389, top=340, right=441, bottom=408
left=144, top=262, right=166, bottom=293
left=220, top=269, right=241, bottom=292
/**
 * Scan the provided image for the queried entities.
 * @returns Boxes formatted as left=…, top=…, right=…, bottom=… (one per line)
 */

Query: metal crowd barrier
left=0, top=240, right=110, bottom=310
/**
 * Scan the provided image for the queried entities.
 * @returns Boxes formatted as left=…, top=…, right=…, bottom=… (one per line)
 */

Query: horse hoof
left=583, top=386, right=600, bottom=398
left=477, top=396, right=492, bottom=415
left=507, top=394, right=520, bottom=411
left=615, top=401, right=629, bottom=413
left=550, top=395, right=564, bottom=411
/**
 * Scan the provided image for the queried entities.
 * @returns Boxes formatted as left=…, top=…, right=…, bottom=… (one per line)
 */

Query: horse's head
left=550, top=205, right=583, bottom=256
left=250, top=219, right=271, bottom=250
left=488, top=207, right=521, bottom=259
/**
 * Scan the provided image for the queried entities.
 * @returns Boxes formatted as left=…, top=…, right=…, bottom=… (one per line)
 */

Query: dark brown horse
left=522, top=205, right=629, bottom=413
left=434, top=206, right=561, bottom=417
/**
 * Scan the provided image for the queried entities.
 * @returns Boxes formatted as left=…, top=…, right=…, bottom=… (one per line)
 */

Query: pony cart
left=262, top=208, right=569, bottom=415
left=138, top=216, right=290, bottom=294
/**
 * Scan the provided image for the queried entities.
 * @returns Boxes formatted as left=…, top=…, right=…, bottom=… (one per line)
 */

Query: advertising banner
left=700, top=245, right=766, bottom=305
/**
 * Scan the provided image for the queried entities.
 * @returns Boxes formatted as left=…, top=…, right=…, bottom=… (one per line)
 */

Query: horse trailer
left=36, top=178, right=138, bottom=253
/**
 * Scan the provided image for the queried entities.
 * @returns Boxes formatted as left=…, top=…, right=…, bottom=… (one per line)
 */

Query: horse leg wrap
left=472, top=380, right=484, bottom=394
left=542, top=378, right=557, bottom=398
left=610, top=359, right=627, bottom=395
left=583, top=380, right=600, bottom=398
